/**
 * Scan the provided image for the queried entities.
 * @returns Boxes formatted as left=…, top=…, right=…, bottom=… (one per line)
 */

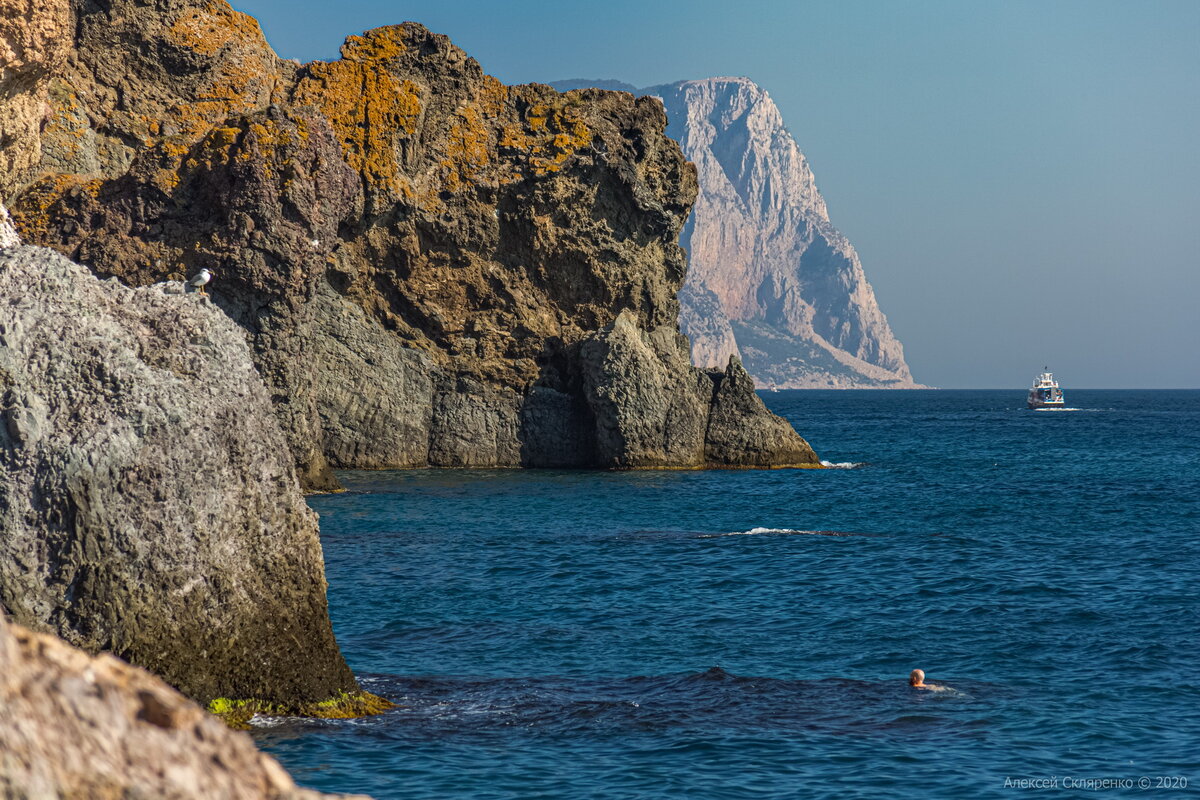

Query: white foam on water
left=701, top=527, right=858, bottom=537
left=820, top=460, right=866, bottom=468
left=1032, top=407, right=1083, bottom=412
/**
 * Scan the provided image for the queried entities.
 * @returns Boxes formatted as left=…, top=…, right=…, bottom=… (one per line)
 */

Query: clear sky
left=232, top=0, right=1199, bottom=388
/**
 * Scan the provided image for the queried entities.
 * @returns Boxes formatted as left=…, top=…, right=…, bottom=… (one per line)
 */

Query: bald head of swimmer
left=909, top=669, right=925, bottom=687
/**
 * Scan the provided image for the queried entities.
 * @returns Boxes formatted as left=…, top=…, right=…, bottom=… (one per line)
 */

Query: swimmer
left=909, top=668, right=948, bottom=691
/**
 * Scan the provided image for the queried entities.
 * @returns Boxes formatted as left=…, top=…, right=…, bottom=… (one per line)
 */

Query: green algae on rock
left=208, top=691, right=396, bottom=731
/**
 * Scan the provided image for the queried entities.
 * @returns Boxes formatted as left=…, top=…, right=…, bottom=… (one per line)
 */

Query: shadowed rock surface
left=0, top=243, right=359, bottom=707
left=0, top=613, right=368, bottom=799
left=6, top=0, right=818, bottom=482
left=553, top=77, right=921, bottom=389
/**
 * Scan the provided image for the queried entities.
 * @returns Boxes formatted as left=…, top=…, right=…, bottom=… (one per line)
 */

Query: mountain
left=552, top=77, right=920, bottom=388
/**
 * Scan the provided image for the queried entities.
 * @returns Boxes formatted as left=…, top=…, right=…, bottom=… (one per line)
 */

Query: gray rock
left=309, top=284, right=438, bottom=468
left=579, top=311, right=819, bottom=468
left=0, top=246, right=359, bottom=707
left=0, top=614, right=368, bottom=799
left=705, top=356, right=821, bottom=467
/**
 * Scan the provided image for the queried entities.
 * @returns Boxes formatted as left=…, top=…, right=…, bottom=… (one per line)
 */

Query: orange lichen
left=498, top=98, right=593, bottom=177
left=293, top=55, right=422, bottom=200
left=439, top=104, right=491, bottom=194
left=166, top=0, right=266, bottom=57
left=338, top=25, right=409, bottom=63
left=10, top=174, right=101, bottom=243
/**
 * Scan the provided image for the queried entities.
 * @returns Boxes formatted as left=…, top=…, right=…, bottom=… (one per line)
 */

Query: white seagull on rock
left=188, top=268, right=213, bottom=295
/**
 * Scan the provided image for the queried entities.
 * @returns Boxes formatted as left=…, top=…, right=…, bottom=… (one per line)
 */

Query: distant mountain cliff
left=552, top=77, right=920, bottom=388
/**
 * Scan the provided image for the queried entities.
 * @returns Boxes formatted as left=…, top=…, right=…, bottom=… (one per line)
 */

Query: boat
left=1027, top=368, right=1064, bottom=409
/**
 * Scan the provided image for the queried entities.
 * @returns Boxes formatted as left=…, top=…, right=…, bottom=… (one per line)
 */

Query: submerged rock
left=0, top=613, right=368, bottom=799
left=0, top=245, right=362, bottom=709
left=8, top=0, right=821, bottom=481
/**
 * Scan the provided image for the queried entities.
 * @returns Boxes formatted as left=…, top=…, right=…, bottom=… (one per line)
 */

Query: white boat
left=1027, top=368, right=1064, bottom=409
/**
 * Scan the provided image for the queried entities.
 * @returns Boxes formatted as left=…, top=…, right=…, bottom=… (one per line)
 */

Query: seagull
left=188, top=268, right=213, bottom=295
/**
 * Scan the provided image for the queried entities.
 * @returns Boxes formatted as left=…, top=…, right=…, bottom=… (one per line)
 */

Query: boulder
left=0, top=613, right=368, bottom=799
left=0, top=245, right=362, bottom=709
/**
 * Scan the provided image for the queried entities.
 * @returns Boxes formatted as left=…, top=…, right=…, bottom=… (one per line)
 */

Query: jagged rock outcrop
left=0, top=0, right=70, bottom=199
left=0, top=244, right=364, bottom=709
left=7, top=0, right=819, bottom=482
left=553, top=77, right=920, bottom=388
left=0, top=613, right=368, bottom=799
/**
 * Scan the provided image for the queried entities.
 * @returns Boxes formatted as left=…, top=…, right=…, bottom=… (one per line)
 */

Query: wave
left=700, top=527, right=861, bottom=537
left=820, top=460, right=867, bottom=468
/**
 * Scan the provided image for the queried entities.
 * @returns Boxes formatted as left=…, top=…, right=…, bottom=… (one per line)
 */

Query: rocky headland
left=6, top=0, right=819, bottom=487
left=0, top=612, right=368, bottom=799
left=0, top=224, right=383, bottom=721
left=553, top=77, right=921, bottom=389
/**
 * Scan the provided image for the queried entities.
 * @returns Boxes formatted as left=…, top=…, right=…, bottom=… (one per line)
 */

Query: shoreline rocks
left=0, top=612, right=369, bottom=799
left=0, top=244, right=366, bottom=709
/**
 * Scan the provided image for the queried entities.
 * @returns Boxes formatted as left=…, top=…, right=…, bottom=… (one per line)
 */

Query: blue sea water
left=255, top=390, right=1200, bottom=798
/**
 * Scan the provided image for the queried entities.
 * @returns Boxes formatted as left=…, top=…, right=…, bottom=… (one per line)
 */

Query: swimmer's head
left=909, top=669, right=925, bottom=686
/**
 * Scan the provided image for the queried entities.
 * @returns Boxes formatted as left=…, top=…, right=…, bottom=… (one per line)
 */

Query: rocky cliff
left=554, top=77, right=920, bottom=389
left=0, top=613, right=368, bottom=799
left=0, top=238, right=371, bottom=712
left=5, top=0, right=818, bottom=482
left=0, top=0, right=70, bottom=200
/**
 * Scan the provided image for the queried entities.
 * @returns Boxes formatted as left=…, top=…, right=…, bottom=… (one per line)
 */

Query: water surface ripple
left=256, top=390, right=1200, bottom=798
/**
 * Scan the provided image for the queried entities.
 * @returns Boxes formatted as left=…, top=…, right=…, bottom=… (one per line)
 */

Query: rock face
left=554, top=77, right=920, bottom=388
left=7, top=0, right=818, bottom=481
left=0, top=0, right=70, bottom=199
left=0, top=614, right=367, bottom=800
left=648, top=78, right=919, bottom=388
left=0, top=244, right=360, bottom=707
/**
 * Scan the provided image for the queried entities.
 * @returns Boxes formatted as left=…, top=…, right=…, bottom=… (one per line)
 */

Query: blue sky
left=232, top=0, right=1199, bottom=388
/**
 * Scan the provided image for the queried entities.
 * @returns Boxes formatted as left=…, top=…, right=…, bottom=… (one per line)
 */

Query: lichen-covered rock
left=0, top=614, right=368, bottom=799
left=7, top=0, right=821, bottom=480
left=0, top=0, right=70, bottom=199
left=0, top=245, right=360, bottom=707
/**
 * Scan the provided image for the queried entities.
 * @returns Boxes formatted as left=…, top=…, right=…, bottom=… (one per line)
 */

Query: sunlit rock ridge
left=554, top=77, right=920, bottom=388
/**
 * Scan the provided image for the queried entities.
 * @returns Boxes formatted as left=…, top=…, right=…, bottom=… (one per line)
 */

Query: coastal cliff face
left=7, top=0, right=818, bottom=480
left=0, top=614, right=367, bottom=800
left=645, top=78, right=919, bottom=388
left=0, top=241, right=361, bottom=708
left=0, top=0, right=70, bottom=199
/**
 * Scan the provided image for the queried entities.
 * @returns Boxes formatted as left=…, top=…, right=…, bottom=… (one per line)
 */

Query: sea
left=254, top=390, right=1200, bottom=799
